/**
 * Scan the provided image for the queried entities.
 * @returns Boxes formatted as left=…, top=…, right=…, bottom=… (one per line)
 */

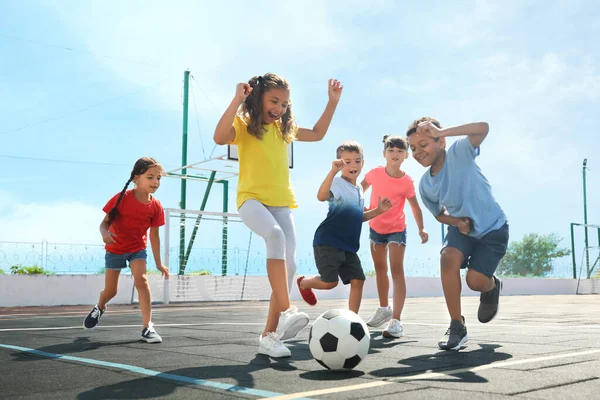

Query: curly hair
left=382, top=135, right=408, bottom=151
left=406, top=117, right=442, bottom=137
left=240, top=72, right=296, bottom=143
left=106, top=157, right=163, bottom=226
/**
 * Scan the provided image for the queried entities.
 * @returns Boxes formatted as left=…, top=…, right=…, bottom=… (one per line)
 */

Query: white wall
left=0, top=275, right=580, bottom=308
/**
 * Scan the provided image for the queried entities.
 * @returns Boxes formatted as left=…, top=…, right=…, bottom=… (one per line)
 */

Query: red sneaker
left=297, top=276, right=317, bottom=306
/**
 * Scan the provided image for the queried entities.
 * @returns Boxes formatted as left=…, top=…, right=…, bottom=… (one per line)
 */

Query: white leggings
left=238, top=199, right=297, bottom=293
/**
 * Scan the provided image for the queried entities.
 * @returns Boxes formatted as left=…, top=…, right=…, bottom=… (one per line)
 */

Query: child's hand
left=102, top=231, right=116, bottom=244
left=457, top=217, right=471, bottom=235
left=419, top=229, right=429, bottom=244
left=331, top=159, right=345, bottom=173
left=328, top=79, right=343, bottom=103
left=378, top=196, right=393, bottom=212
left=235, top=83, right=253, bottom=102
left=417, top=121, right=442, bottom=139
left=157, top=264, right=170, bottom=279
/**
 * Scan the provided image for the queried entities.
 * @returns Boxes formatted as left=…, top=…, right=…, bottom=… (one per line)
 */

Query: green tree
left=497, top=233, right=570, bottom=277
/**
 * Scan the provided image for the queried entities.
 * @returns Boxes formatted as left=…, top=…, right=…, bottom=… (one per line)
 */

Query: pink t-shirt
left=364, top=166, right=416, bottom=234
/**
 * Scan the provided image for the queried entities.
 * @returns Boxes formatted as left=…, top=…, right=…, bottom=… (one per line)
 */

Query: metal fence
left=0, top=240, right=576, bottom=278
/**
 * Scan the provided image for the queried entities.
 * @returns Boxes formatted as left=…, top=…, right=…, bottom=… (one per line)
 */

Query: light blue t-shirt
left=419, top=138, right=506, bottom=239
left=313, top=177, right=364, bottom=252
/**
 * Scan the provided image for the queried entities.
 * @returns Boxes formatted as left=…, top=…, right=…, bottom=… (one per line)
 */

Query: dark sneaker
left=478, top=276, right=502, bottom=323
left=83, top=305, right=105, bottom=329
left=438, top=316, right=468, bottom=351
left=297, top=276, right=317, bottom=306
left=141, top=322, right=162, bottom=343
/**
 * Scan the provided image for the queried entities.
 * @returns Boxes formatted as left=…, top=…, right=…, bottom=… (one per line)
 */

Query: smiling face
left=339, top=150, right=364, bottom=184
left=384, top=146, right=408, bottom=168
left=408, top=132, right=446, bottom=168
left=133, top=165, right=163, bottom=194
left=261, top=88, right=290, bottom=124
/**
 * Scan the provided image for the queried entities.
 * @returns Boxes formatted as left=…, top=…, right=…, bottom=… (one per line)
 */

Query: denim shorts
left=369, top=228, right=407, bottom=246
left=442, top=223, right=509, bottom=278
left=105, top=249, right=147, bottom=270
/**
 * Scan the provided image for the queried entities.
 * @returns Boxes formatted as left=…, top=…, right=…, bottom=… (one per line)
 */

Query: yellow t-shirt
left=231, top=115, right=297, bottom=209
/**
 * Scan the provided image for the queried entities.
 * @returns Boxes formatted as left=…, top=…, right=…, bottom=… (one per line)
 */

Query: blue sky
left=1, top=0, right=599, bottom=275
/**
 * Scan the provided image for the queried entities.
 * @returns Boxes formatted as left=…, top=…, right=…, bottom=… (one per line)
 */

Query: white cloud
left=0, top=199, right=103, bottom=243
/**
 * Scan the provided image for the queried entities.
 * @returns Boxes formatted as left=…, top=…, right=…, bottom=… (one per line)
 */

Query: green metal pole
left=179, top=70, right=190, bottom=275
left=583, top=159, right=590, bottom=278
left=182, top=171, right=217, bottom=272
left=571, top=223, right=576, bottom=279
left=222, top=180, right=229, bottom=276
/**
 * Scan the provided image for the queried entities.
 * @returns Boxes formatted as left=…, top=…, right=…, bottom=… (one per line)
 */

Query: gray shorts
left=313, top=245, right=365, bottom=285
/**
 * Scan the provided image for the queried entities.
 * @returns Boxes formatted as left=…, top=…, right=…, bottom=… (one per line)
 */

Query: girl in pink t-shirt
left=361, top=135, right=429, bottom=338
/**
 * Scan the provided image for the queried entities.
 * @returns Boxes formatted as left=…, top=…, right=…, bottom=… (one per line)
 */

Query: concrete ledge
left=0, top=275, right=580, bottom=307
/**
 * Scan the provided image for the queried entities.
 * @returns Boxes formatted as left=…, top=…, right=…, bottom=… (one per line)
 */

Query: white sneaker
left=383, top=318, right=404, bottom=338
left=258, top=333, right=291, bottom=358
left=276, top=306, right=309, bottom=341
left=366, top=306, right=392, bottom=327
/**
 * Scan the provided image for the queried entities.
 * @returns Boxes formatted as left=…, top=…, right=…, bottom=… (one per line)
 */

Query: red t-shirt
left=102, top=189, right=165, bottom=254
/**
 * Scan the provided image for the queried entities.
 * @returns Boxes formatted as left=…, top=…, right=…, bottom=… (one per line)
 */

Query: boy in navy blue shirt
left=407, top=118, right=508, bottom=351
left=297, top=141, right=392, bottom=313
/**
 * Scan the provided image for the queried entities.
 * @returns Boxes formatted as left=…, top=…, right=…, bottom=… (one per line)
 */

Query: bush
left=10, top=265, right=54, bottom=275
left=188, top=270, right=211, bottom=276
left=0, top=268, right=5, bottom=275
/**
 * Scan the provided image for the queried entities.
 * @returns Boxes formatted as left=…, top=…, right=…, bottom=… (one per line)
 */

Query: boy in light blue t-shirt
left=297, top=141, right=392, bottom=313
left=407, top=117, right=508, bottom=351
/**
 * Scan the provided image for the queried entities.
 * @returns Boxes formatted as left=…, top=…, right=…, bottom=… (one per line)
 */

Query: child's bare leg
left=465, top=269, right=495, bottom=292
left=98, top=269, right=120, bottom=309
left=130, top=260, right=151, bottom=327
left=370, top=243, right=389, bottom=307
left=389, top=243, right=406, bottom=320
left=348, top=279, right=365, bottom=313
left=440, top=248, right=463, bottom=321
left=299, top=275, right=338, bottom=290
left=263, top=258, right=290, bottom=336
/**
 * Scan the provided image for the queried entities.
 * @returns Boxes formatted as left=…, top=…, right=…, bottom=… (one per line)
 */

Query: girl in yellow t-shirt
left=214, top=72, right=343, bottom=358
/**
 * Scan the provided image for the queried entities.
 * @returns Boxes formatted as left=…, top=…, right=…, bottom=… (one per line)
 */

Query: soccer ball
left=308, top=309, right=370, bottom=370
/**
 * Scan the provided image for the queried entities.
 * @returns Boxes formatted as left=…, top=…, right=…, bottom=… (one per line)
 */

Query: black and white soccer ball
left=308, top=309, right=370, bottom=370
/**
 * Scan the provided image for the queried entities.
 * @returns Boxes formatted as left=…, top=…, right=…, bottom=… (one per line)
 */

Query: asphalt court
left=1, top=295, right=599, bottom=399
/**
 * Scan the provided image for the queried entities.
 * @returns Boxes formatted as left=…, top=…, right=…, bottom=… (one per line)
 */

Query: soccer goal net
left=134, top=208, right=272, bottom=304
left=572, top=223, right=600, bottom=295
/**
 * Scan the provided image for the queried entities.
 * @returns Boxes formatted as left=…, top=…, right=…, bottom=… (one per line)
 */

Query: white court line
left=0, top=322, right=264, bottom=332
left=0, top=304, right=270, bottom=319
left=261, top=349, right=600, bottom=400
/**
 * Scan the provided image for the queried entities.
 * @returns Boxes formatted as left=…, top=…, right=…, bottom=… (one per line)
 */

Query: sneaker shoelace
left=90, top=308, right=101, bottom=319
left=264, top=332, right=282, bottom=348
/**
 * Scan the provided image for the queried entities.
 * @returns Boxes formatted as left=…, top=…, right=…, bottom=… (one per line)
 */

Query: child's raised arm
left=407, top=196, right=429, bottom=244
left=360, top=178, right=370, bottom=193
left=296, top=79, right=343, bottom=142
left=417, top=121, right=489, bottom=148
left=317, top=160, right=345, bottom=201
left=214, top=83, right=252, bottom=145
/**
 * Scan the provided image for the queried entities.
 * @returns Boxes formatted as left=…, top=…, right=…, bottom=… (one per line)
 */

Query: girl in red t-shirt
left=83, top=157, right=169, bottom=343
left=361, top=136, right=429, bottom=338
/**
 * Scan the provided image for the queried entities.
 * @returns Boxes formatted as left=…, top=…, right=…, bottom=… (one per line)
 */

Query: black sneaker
left=83, top=305, right=105, bottom=329
left=141, top=322, right=162, bottom=343
left=478, top=276, right=502, bottom=323
left=438, top=316, right=468, bottom=351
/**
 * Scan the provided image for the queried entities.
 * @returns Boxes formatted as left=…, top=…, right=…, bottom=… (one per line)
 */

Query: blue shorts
left=369, top=228, right=407, bottom=246
left=105, top=249, right=147, bottom=270
left=443, top=223, right=509, bottom=278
